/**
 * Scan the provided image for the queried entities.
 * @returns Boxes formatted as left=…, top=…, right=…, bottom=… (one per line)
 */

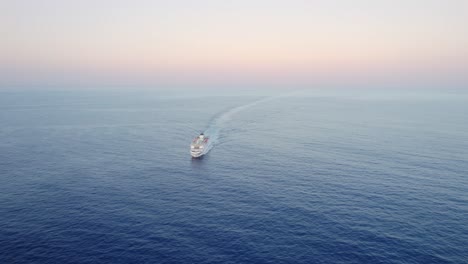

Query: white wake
left=202, top=96, right=277, bottom=154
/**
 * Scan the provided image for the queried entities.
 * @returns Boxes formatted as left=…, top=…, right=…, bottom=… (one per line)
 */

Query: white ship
left=190, top=133, right=209, bottom=158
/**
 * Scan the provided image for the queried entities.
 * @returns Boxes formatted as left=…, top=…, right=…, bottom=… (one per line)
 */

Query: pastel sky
left=1, top=0, right=468, bottom=88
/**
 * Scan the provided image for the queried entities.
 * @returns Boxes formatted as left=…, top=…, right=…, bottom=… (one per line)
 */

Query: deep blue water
left=1, top=89, right=468, bottom=264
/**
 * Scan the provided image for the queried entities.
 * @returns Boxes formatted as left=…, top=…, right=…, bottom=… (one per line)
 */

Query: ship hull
left=190, top=150, right=205, bottom=158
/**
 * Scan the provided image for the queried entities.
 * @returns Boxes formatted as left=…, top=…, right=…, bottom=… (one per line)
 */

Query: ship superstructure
left=190, top=133, right=209, bottom=158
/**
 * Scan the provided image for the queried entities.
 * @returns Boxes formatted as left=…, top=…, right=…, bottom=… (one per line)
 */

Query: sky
left=1, top=0, right=468, bottom=88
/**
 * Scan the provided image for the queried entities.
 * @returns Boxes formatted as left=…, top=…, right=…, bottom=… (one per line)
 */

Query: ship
left=190, top=133, right=209, bottom=158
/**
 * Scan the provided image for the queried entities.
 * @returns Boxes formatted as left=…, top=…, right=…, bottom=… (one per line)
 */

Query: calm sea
left=1, top=89, right=467, bottom=263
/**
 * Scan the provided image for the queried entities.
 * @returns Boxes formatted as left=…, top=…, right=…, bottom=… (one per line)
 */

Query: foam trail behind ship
left=202, top=96, right=278, bottom=154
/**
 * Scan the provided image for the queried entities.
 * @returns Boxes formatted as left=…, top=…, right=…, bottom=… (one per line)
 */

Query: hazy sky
left=1, top=0, right=467, bottom=88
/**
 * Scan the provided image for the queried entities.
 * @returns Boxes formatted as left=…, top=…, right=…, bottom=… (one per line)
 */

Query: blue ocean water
left=1, top=89, right=467, bottom=264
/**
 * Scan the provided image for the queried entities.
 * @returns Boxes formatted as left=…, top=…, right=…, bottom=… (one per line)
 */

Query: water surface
left=1, top=89, right=467, bottom=263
